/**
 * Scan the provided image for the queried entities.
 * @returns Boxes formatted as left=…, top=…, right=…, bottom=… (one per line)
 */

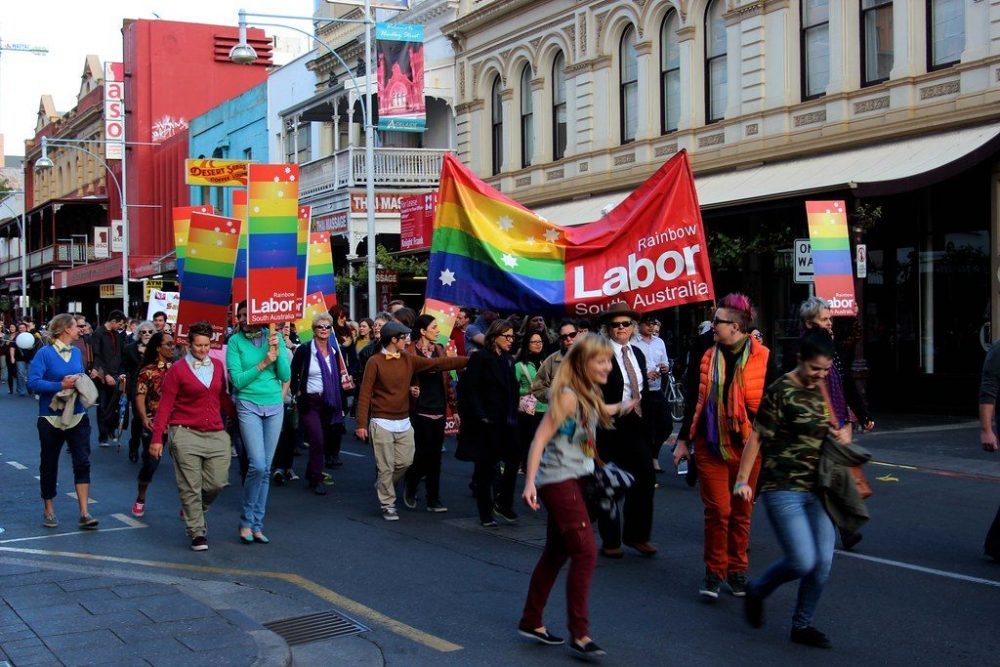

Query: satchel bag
left=583, top=456, right=635, bottom=522
left=818, top=379, right=872, bottom=499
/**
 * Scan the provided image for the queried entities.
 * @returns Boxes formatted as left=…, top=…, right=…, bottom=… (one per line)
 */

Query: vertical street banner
left=231, top=190, right=249, bottom=318
left=805, top=200, right=857, bottom=316
left=376, top=23, right=425, bottom=132
left=297, top=205, right=311, bottom=312
left=174, top=212, right=242, bottom=348
left=293, top=292, right=329, bottom=344
left=173, top=205, right=214, bottom=283
left=246, top=164, right=302, bottom=324
left=93, top=227, right=110, bottom=258
left=400, top=192, right=435, bottom=251
left=306, top=231, right=338, bottom=309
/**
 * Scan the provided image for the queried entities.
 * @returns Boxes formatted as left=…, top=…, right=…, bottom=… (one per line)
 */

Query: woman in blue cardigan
left=28, top=313, right=98, bottom=530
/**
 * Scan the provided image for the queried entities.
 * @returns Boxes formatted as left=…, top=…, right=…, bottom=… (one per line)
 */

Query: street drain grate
left=263, top=611, right=369, bottom=646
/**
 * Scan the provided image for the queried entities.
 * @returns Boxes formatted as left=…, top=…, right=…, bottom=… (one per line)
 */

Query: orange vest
left=688, top=341, right=770, bottom=447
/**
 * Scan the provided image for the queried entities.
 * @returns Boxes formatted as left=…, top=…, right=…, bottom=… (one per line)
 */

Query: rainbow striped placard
left=805, top=200, right=856, bottom=316
left=173, top=205, right=214, bottom=283
left=306, top=231, right=337, bottom=309
left=293, top=291, right=330, bottom=344
left=231, top=189, right=248, bottom=317
left=421, top=297, right=459, bottom=345
left=175, top=212, right=242, bottom=348
left=297, top=205, right=311, bottom=311
left=246, top=163, right=301, bottom=324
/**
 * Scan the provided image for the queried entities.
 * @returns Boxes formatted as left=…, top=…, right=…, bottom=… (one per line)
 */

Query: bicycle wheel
left=668, top=385, right=685, bottom=422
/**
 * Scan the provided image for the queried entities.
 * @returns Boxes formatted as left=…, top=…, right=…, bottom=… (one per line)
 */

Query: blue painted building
left=188, top=82, right=268, bottom=217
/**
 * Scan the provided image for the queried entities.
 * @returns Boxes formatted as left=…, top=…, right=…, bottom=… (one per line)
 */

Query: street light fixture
left=231, top=6, right=379, bottom=319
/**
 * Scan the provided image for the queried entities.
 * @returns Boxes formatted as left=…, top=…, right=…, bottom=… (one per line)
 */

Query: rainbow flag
left=231, top=190, right=248, bottom=313
left=246, top=163, right=301, bottom=324
left=175, top=212, right=242, bottom=348
left=421, top=297, right=459, bottom=345
left=293, top=291, right=329, bottom=344
left=306, top=231, right=337, bottom=309
left=806, top=201, right=856, bottom=316
left=173, top=205, right=214, bottom=283
left=297, top=205, right=311, bottom=310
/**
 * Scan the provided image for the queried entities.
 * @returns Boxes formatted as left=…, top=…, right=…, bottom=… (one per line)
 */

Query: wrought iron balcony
left=299, top=147, right=447, bottom=200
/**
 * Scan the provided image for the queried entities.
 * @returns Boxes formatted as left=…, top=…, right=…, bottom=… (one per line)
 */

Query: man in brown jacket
left=356, top=322, right=467, bottom=520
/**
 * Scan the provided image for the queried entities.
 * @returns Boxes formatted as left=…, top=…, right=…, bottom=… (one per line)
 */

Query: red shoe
left=131, top=501, right=145, bottom=518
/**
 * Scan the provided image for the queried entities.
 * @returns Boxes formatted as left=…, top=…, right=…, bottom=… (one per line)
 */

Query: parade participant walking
left=28, top=314, right=99, bottom=530
left=518, top=314, right=557, bottom=356
left=515, top=331, right=548, bottom=467
left=458, top=319, right=521, bottom=527
left=123, top=322, right=154, bottom=461
left=595, top=303, right=655, bottom=558
left=675, top=293, right=775, bottom=598
left=736, top=329, right=850, bottom=649
left=402, top=315, right=454, bottom=512
left=150, top=321, right=234, bottom=551
left=290, top=312, right=346, bottom=495
left=519, top=333, right=635, bottom=658
left=228, top=302, right=291, bottom=543
left=130, top=332, right=174, bottom=517
left=88, top=310, right=127, bottom=446
left=632, top=314, right=672, bottom=473
left=530, top=320, right=579, bottom=408
left=356, top=321, right=467, bottom=520
left=12, top=322, right=36, bottom=397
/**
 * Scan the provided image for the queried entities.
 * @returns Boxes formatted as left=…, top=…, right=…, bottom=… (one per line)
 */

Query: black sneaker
left=480, top=519, right=499, bottom=528
left=569, top=640, right=606, bottom=658
left=518, top=627, right=565, bottom=645
left=426, top=501, right=448, bottom=513
left=699, top=573, right=722, bottom=600
left=493, top=504, right=518, bottom=523
left=191, top=536, right=208, bottom=551
left=403, top=489, right=417, bottom=509
left=790, top=626, right=832, bottom=649
left=744, top=589, right=764, bottom=628
left=727, top=571, right=748, bottom=597
left=272, top=470, right=285, bottom=487
left=840, top=529, right=863, bottom=551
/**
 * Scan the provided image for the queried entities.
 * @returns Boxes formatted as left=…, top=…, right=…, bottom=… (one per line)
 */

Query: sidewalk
left=0, top=561, right=288, bottom=667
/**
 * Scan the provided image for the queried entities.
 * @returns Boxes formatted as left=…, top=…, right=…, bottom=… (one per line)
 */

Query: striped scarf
left=828, top=354, right=849, bottom=427
left=704, top=337, right=752, bottom=461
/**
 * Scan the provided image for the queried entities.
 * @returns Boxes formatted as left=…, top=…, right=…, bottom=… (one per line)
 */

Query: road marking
left=863, top=421, right=979, bottom=436
left=6, top=461, right=27, bottom=470
left=869, top=460, right=1000, bottom=484
left=34, top=476, right=40, bottom=480
left=0, top=525, right=142, bottom=544
left=339, top=450, right=366, bottom=458
left=67, top=492, right=97, bottom=504
left=0, top=545, right=462, bottom=652
left=836, top=550, right=1000, bottom=588
left=110, top=513, right=146, bottom=528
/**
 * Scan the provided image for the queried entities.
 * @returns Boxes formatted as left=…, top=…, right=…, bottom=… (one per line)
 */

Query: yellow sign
left=99, top=284, right=124, bottom=299
left=185, top=159, right=249, bottom=186
left=143, top=280, right=163, bottom=302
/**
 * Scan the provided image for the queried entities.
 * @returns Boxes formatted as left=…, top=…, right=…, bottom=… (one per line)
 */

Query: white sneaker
left=98, top=441, right=110, bottom=448
left=381, top=507, right=399, bottom=521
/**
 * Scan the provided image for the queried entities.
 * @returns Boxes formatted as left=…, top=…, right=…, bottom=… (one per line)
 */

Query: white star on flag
left=439, top=268, right=456, bottom=286
left=285, top=166, right=292, bottom=174
left=543, top=229, right=560, bottom=242
left=526, top=236, right=536, bottom=245
left=501, top=253, right=518, bottom=268
left=498, top=216, right=514, bottom=231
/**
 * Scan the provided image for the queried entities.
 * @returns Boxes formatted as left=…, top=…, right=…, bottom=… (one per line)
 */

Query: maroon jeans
left=519, top=477, right=597, bottom=640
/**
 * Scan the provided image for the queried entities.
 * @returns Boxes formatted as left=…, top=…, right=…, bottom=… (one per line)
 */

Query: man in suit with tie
left=596, top=303, right=657, bottom=558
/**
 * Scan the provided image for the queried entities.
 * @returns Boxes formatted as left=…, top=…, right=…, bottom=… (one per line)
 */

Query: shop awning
left=533, top=121, right=1000, bottom=224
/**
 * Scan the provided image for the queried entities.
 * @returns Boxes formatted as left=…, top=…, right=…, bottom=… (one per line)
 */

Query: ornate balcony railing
left=300, top=147, right=447, bottom=200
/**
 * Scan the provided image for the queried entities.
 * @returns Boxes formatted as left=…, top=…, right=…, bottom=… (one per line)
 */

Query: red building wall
left=123, top=18, right=271, bottom=270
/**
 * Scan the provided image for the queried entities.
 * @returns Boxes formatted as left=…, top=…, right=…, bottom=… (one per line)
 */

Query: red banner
left=400, top=192, right=436, bottom=251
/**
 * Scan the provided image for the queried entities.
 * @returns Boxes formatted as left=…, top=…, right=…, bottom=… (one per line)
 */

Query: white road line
left=67, top=492, right=96, bottom=504
left=33, top=476, right=40, bottom=480
left=0, top=525, right=142, bottom=544
left=110, top=513, right=146, bottom=528
left=836, top=550, right=1000, bottom=588
left=6, top=461, right=27, bottom=470
left=340, top=450, right=367, bottom=458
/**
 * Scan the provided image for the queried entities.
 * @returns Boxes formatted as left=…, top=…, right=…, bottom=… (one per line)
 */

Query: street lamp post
left=35, top=135, right=130, bottom=314
left=231, top=4, right=379, bottom=318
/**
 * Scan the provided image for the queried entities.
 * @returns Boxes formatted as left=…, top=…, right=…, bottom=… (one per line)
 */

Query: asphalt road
left=0, top=392, right=998, bottom=666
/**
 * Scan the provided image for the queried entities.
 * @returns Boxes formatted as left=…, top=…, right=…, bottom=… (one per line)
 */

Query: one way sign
left=794, top=238, right=814, bottom=283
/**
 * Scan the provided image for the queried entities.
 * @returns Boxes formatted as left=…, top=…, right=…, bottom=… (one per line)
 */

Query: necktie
left=621, top=346, right=642, bottom=417
left=385, top=352, right=401, bottom=360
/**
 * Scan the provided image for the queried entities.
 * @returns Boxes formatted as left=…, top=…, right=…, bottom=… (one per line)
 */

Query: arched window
left=552, top=52, right=567, bottom=161
left=520, top=64, right=534, bottom=169
left=620, top=26, right=638, bottom=144
left=660, top=11, right=680, bottom=133
left=801, top=0, right=830, bottom=99
left=861, top=0, right=893, bottom=85
left=491, top=75, right=503, bottom=175
left=705, top=0, right=727, bottom=123
left=928, top=0, right=964, bottom=69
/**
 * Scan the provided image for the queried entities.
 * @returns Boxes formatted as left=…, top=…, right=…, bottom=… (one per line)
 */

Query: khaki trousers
left=169, top=426, right=231, bottom=538
left=370, top=422, right=414, bottom=510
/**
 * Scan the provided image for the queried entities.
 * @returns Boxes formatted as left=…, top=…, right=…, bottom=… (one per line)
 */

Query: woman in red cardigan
left=149, top=321, right=234, bottom=551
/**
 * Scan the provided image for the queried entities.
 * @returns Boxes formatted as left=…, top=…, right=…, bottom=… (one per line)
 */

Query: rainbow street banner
left=246, top=164, right=302, bottom=324
left=174, top=212, right=242, bottom=348
left=306, top=231, right=337, bottom=309
left=293, top=292, right=330, bottom=344
left=805, top=200, right=856, bottom=316
left=421, top=297, right=459, bottom=346
left=231, top=189, right=249, bottom=319
left=173, top=205, right=214, bottom=283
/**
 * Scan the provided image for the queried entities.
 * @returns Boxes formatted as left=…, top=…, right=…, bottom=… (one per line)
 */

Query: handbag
left=818, top=379, right=872, bottom=499
left=582, top=455, right=634, bottom=522
left=518, top=394, right=537, bottom=415
left=336, top=346, right=355, bottom=392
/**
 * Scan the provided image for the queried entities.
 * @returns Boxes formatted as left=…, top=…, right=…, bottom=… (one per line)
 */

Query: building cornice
left=444, top=0, right=538, bottom=39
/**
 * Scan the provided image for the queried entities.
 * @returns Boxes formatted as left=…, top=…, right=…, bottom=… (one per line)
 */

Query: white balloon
left=15, top=332, right=36, bottom=350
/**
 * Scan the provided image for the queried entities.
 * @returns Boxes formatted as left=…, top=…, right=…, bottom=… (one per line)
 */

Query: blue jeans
left=16, top=361, right=28, bottom=396
left=237, top=405, right=283, bottom=532
left=750, top=490, right=836, bottom=629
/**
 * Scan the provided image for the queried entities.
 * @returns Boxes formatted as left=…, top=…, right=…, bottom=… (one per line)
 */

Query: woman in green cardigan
left=227, top=302, right=291, bottom=544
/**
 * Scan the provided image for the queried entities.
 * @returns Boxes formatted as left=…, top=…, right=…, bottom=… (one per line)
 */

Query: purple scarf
left=313, top=341, right=344, bottom=425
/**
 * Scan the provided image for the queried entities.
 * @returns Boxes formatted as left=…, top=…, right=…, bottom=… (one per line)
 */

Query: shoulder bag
left=818, top=379, right=872, bottom=499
